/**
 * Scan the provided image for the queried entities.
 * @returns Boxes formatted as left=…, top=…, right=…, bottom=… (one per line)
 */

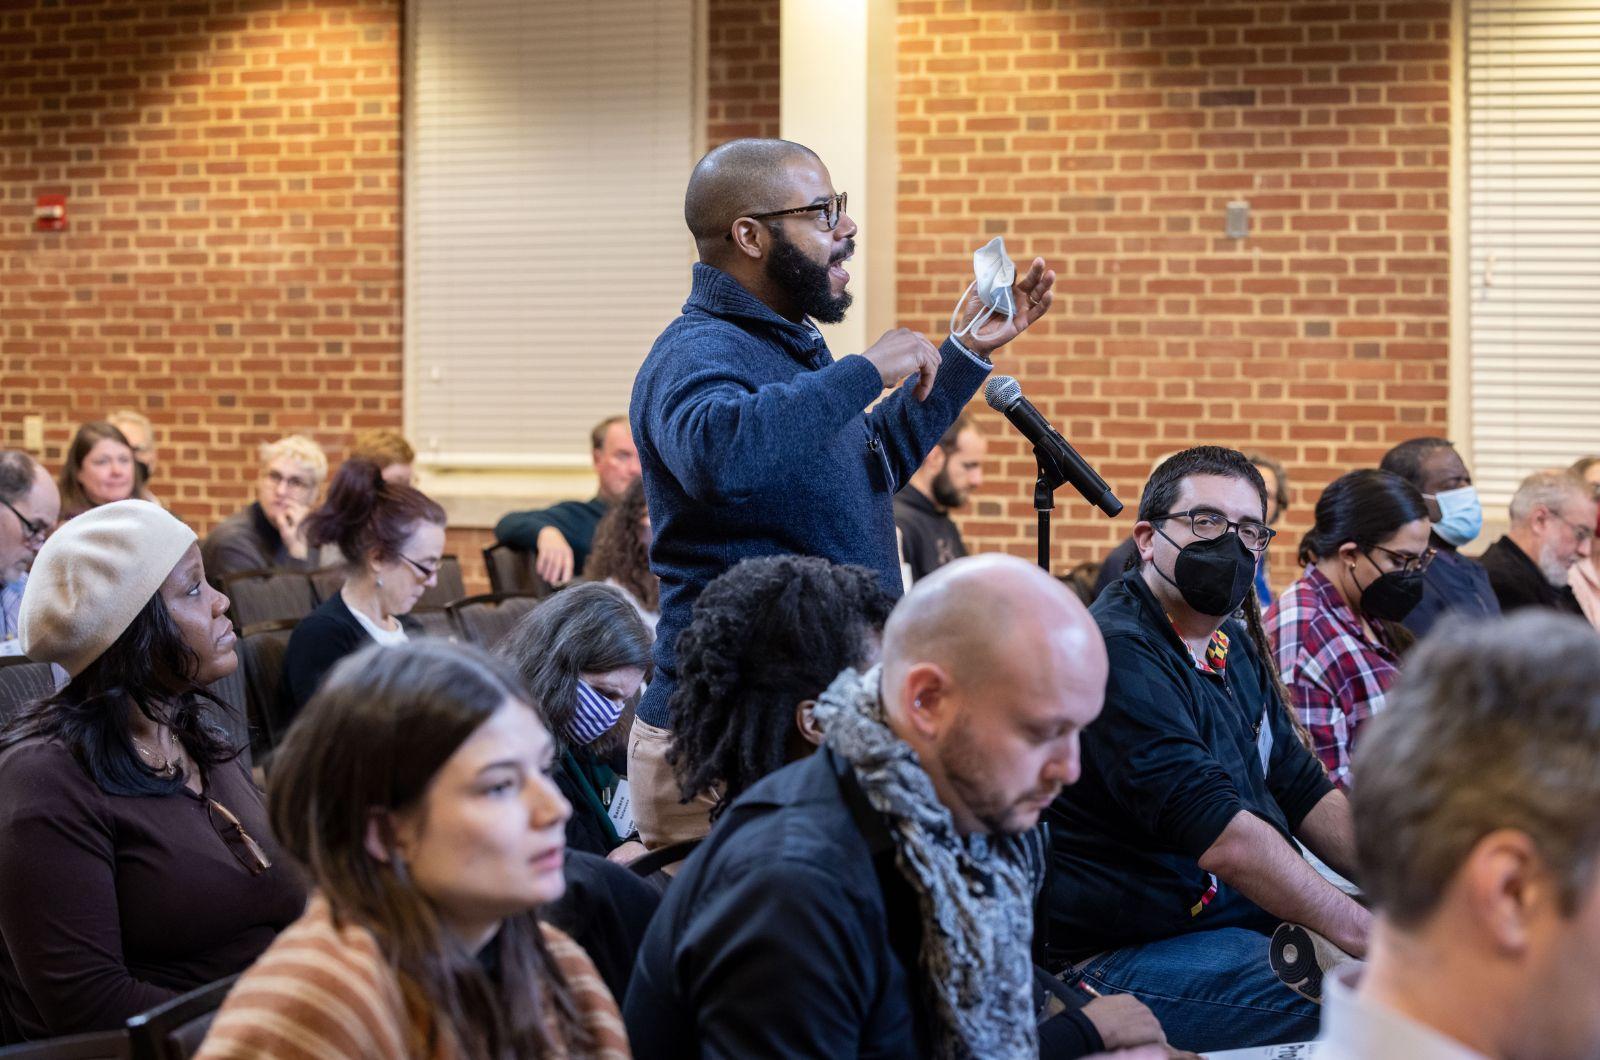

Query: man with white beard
left=1477, top=470, right=1596, bottom=616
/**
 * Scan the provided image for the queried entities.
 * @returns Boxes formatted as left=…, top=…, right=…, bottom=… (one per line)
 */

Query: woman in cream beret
left=0, top=500, right=304, bottom=1042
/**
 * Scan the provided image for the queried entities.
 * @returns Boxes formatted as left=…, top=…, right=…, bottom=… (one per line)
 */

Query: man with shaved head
left=626, top=556, right=1171, bottom=1058
left=628, top=137, right=1058, bottom=855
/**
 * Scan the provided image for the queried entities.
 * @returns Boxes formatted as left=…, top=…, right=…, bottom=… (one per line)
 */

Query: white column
left=780, top=0, right=896, bottom=355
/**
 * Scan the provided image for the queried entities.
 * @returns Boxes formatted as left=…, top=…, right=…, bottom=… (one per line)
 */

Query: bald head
left=684, top=138, right=821, bottom=256
left=880, top=554, right=1108, bottom=835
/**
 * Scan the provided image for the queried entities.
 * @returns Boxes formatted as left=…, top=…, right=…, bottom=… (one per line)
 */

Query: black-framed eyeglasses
left=1368, top=543, right=1437, bottom=574
left=725, top=192, right=848, bottom=240
left=1, top=498, right=47, bottom=543
left=399, top=553, right=439, bottom=580
left=1152, top=508, right=1277, bottom=553
left=206, top=796, right=272, bottom=876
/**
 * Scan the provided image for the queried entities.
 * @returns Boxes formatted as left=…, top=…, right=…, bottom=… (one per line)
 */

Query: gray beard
left=1537, top=541, right=1573, bottom=588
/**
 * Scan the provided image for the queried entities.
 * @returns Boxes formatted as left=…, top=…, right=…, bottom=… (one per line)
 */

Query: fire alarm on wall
left=36, top=194, right=67, bottom=232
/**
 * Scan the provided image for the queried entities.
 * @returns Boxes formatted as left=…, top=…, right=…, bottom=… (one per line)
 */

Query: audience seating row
left=0, top=975, right=235, bottom=1059
left=221, top=554, right=469, bottom=629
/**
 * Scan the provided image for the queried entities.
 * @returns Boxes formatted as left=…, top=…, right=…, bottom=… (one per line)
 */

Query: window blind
left=405, top=0, right=698, bottom=468
left=1467, top=1, right=1600, bottom=506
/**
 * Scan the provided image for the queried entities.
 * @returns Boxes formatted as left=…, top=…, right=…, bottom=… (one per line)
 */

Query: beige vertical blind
left=1468, top=1, right=1600, bottom=506
left=405, top=0, right=698, bottom=468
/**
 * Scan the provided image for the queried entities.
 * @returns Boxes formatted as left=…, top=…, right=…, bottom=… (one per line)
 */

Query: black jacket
left=1478, top=534, right=1583, bottom=616
left=1042, top=571, right=1334, bottom=964
left=624, top=747, right=1102, bottom=1059
left=493, top=497, right=610, bottom=576
left=557, top=747, right=624, bottom=857
left=280, top=591, right=419, bottom=720
left=542, top=851, right=660, bottom=1005
left=893, top=486, right=967, bottom=584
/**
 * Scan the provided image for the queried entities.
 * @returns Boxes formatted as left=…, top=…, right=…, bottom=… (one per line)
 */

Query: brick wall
left=706, top=0, right=781, bottom=147
left=896, top=0, right=1452, bottom=585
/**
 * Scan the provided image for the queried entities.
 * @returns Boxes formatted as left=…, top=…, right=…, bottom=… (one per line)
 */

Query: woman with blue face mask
left=1264, top=471, right=1431, bottom=791
left=496, top=584, right=653, bottom=862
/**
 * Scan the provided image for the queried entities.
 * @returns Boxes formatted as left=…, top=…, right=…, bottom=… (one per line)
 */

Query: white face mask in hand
left=950, top=236, right=1017, bottom=342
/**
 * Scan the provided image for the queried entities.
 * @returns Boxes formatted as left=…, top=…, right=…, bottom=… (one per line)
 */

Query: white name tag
left=0, top=638, right=24, bottom=658
left=607, top=778, right=635, bottom=837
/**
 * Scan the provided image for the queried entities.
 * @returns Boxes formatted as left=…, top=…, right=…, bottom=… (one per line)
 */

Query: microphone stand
left=1033, top=446, right=1067, bottom=574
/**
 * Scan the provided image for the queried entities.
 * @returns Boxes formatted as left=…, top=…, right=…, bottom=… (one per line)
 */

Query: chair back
left=0, top=658, right=59, bottom=725
left=221, top=570, right=316, bottom=629
left=125, top=975, right=238, bottom=1060
left=0, top=1029, right=130, bottom=1059
left=482, top=544, right=553, bottom=598
left=307, top=565, right=346, bottom=605
left=415, top=554, right=466, bottom=610
left=202, top=642, right=252, bottom=771
left=236, top=620, right=298, bottom=752
left=406, top=607, right=456, bottom=641
left=446, top=593, right=541, bottom=650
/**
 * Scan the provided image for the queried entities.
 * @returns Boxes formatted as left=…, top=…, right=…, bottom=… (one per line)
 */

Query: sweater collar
left=686, top=262, right=832, bottom=364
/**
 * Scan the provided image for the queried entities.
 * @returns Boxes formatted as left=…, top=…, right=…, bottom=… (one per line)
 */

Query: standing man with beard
left=895, top=414, right=986, bottom=586
left=627, top=138, right=1056, bottom=851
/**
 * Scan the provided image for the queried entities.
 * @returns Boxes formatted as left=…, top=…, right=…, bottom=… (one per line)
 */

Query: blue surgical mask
left=950, top=236, right=1016, bottom=342
left=1429, top=485, right=1483, bottom=547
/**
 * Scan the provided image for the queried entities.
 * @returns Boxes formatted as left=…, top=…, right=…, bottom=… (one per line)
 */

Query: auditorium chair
left=407, top=607, right=456, bottom=641
left=236, top=619, right=298, bottom=753
left=307, top=565, right=346, bottom=605
left=0, top=657, right=58, bottom=724
left=446, top=593, right=541, bottom=650
left=482, top=543, right=555, bottom=598
left=415, top=554, right=467, bottom=610
left=124, top=975, right=238, bottom=1060
left=220, top=569, right=316, bottom=629
left=203, top=641, right=252, bottom=771
left=0, top=1029, right=130, bottom=1058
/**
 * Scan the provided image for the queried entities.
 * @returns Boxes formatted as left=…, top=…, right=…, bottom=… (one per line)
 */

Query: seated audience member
left=1092, top=450, right=1284, bottom=603
left=495, top=416, right=641, bottom=586
left=497, top=583, right=653, bottom=860
left=196, top=640, right=629, bottom=1059
left=894, top=413, right=986, bottom=585
left=57, top=421, right=151, bottom=521
left=1314, top=611, right=1600, bottom=1058
left=0, top=502, right=303, bottom=1041
left=1266, top=470, right=1431, bottom=790
left=667, top=554, right=894, bottom=823
left=583, top=480, right=659, bottom=631
left=0, top=451, right=60, bottom=657
left=1378, top=437, right=1500, bottom=636
left=201, top=435, right=329, bottom=583
left=1567, top=456, right=1600, bottom=630
left=1478, top=469, right=1597, bottom=615
left=349, top=427, right=416, bottom=488
left=628, top=556, right=1173, bottom=1059
left=1045, top=446, right=1367, bottom=1052
left=107, top=409, right=158, bottom=496
left=281, top=460, right=446, bottom=715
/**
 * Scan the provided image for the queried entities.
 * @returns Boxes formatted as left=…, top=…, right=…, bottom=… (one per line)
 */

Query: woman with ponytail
left=1264, top=469, right=1432, bottom=790
left=281, top=459, right=447, bottom=718
left=199, top=640, right=630, bottom=1059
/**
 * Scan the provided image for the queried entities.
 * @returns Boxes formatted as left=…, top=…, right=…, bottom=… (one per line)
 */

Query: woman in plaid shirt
left=1264, top=470, right=1433, bottom=789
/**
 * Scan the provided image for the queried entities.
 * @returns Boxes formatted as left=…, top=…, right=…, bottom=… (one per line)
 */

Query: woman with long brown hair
left=582, top=480, right=658, bottom=630
left=199, top=639, right=630, bottom=1059
left=56, top=420, right=154, bottom=521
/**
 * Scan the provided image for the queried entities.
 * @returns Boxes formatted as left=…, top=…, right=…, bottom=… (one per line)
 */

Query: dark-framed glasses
left=399, top=553, right=439, bottom=580
left=726, top=191, right=848, bottom=239
left=1368, top=543, right=1437, bottom=574
left=1, top=498, right=48, bottom=543
left=1153, top=509, right=1277, bottom=553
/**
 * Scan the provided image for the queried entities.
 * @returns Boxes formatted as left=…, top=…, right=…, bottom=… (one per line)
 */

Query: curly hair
left=583, top=479, right=657, bottom=611
left=666, top=555, right=895, bottom=818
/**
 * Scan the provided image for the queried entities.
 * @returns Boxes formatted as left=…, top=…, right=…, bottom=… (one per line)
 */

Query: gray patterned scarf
left=812, top=665, right=1041, bottom=1060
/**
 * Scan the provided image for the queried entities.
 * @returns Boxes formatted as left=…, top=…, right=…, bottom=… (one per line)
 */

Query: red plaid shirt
left=1264, top=566, right=1401, bottom=790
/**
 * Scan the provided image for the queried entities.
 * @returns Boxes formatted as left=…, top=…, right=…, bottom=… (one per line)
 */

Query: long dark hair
left=267, top=639, right=589, bottom=1060
left=304, top=458, right=445, bottom=566
left=496, top=583, right=653, bottom=757
left=583, top=479, right=658, bottom=611
left=0, top=593, right=239, bottom=796
left=666, top=555, right=894, bottom=818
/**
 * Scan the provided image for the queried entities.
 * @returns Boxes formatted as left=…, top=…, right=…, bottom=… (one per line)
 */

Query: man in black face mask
left=1040, top=446, right=1368, bottom=1054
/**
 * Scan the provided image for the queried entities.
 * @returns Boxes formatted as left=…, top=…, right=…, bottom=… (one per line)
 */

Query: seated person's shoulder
left=0, top=738, right=93, bottom=805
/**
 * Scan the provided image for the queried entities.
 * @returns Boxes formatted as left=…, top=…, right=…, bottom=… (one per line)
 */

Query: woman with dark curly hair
left=584, top=480, right=658, bottom=631
left=666, top=554, right=895, bottom=826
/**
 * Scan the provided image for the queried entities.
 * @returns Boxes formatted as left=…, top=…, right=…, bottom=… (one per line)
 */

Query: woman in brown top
left=200, top=639, right=629, bottom=1059
left=0, top=500, right=305, bottom=1041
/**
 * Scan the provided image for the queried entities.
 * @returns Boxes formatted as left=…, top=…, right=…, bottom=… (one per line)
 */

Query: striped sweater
left=196, top=894, right=630, bottom=1059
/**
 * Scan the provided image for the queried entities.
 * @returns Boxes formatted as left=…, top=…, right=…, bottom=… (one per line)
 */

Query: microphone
left=984, top=376, right=1123, bottom=517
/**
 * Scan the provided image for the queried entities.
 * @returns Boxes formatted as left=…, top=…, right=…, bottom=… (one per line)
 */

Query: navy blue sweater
left=631, top=263, right=991, bottom=726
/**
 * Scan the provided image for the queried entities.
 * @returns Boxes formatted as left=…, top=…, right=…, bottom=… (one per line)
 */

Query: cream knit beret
left=20, top=500, right=197, bottom=677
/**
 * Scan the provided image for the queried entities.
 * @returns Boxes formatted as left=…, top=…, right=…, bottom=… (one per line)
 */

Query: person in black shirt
left=1044, top=446, right=1366, bottom=1053
left=894, top=414, right=985, bottom=586
left=1478, top=469, right=1596, bottom=616
left=626, top=555, right=1174, bottom=1058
